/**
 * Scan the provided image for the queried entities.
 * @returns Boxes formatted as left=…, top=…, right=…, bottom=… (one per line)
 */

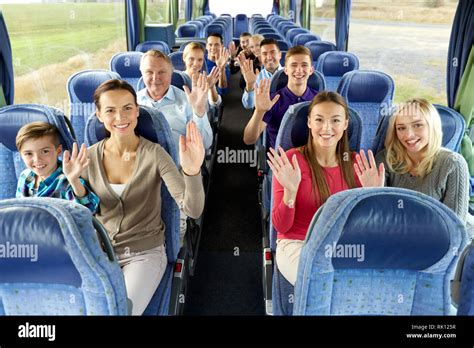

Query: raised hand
left=207, top=66, right=220, bottom=87
left=179, top=121, right=205, bottom=176
left=239, top=54, right=259, bottom=90
left=63, top=142, right=89, bottom=182
left=216, top=47, right=230, bottom=71
left=267, top=147, right=301, bottom=194
left=353, top=149, right=385, bottom=187
left=183, top=71, right=209, bottom=117
left=255, top=78, right=280, bottom=112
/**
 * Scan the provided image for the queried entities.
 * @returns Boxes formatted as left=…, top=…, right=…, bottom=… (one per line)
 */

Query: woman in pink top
left=268, top=91, right=362, bottom=286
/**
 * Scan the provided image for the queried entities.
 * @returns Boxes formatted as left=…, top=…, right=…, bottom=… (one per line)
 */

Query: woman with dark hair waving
left=354, top=98, right=469, bottom=224
left=268, top=91, right=362, bottom=286
left=82, top=79, right=205, bottom=315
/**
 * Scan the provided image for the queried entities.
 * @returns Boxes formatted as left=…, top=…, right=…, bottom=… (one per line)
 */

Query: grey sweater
left=376, top=148, right=469, bottom=224
left=83, top=136, right=204, bottom=254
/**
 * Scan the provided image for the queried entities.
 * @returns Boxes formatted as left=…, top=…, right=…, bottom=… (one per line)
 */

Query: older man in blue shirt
left=137, top=49, right=213, bottom=152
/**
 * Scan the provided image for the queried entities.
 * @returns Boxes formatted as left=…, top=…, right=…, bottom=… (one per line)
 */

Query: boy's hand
left=63, top=143, right=90, bottom=182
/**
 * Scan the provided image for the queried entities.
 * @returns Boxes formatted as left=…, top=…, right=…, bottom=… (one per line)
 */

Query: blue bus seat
left=293, top=188, right=467, bottom=315
left=315, top=51, right=360, bottom=91
left=136, top=40, right=171, bottom=55
left=109, top=51, right=144, bottom=91
left=0, top=198, right=128, bottom=315
left=337, top=70, right=394, bottom=151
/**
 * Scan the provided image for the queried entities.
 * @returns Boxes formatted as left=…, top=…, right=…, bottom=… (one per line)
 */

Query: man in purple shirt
left=243, top=46, right=318, bottom=149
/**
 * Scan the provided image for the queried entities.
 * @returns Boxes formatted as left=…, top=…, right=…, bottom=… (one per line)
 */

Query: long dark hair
left=300, top=91, right=357, bottom=205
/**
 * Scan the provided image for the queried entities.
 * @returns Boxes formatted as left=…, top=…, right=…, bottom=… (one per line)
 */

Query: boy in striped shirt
left=15, top=122, right=99, bottom=213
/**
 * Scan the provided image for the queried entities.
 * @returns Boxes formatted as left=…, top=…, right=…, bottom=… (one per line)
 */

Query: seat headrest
left=0, top=104, right=74, bottom=152
left=110, top=52, right=143, bottom=79
left=304, top=41, right=337, bottom=62
left=434, top=104, right=465, bottom=152
left=0, top=200, right=82, bottom=287
left=68, top=70, right=120, bottom=103
left=308, top=188, right=464, bottom=270
left=317, top=51, right=359, bottom=77
left=341, top=70, right=394, bottom=103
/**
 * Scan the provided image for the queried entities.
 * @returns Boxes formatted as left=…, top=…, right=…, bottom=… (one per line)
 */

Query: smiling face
left=183, top=48, right=205, bottom=75
left=249, top=37, right=261, bottom=57
left=395, top=107, right=430, bottom=157
left=206, top=35, right=222, bottom=61
left=96, top=89, right=139, bottom=139
left=284, top=53, right=314, bottom=88
left=140, top=55, right=172, bottom=101
left=20, top=136, right=61, bottom=179
left=240, top=35, right=251, bottom=54
left=307, top=101, right=348, bottom=152
left=260, top=43, right=281, bottom=73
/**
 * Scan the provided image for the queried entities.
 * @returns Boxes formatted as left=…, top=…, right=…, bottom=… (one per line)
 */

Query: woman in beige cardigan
left=82, top=79, right=205, bottom=315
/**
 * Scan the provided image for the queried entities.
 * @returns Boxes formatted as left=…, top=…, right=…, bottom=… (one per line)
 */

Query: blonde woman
left=182, top=42, right=221, bottom=107
left=354, top=98, right=469, bottom=224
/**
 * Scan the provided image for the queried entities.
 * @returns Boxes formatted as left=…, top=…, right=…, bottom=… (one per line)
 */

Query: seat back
left=337, top=70, right=394, bottom=151
left=169, top=51, right=186, bottom=71
left=304, top=41, right=337, bottom=65
left=0, top=104, right=75, bottom=199
left=135, top=40, right=171, bottom=55
left=276, top=40, right=289, bottom=51
left=176, top=23, right=199, bottom=38
left=269, top=69, right=326, bottom=95
left=286, top=28, right=308, bottom=45
left=234, top=14, right=249, bottom=37
left=456, top=241, right=474, bottom=315
left=109, top=51, right=144, bottom=91
left=0, top=197, right=128, bottom=315
left=371, top=104, right=466, bottom=154
left=315, top=51, right=359, bottom=91
left=293, top=187, right=467, bottom=315
left=293, top=33, right=321, bottom=47
left=67, top=70, right=121, bottom=144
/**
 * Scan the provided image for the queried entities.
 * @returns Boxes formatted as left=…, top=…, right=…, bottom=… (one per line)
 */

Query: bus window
left=310, top=0, right=336, bottom=43
left=0, top=0, right=126, bottom=113
left=208, top=0, right=273, bottom=17
left=349, top=0, right=457, bottom=105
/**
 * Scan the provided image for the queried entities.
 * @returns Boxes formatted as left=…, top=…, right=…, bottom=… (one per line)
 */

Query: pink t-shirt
left=272, top=148, right=361, bottom=241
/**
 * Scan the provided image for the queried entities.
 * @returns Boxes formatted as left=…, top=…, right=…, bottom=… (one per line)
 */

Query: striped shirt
left=16, top=162, right=99, bottom=214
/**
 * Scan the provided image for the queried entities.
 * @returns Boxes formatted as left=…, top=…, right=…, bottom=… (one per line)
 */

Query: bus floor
left=183, top=72, right=265, bottom=315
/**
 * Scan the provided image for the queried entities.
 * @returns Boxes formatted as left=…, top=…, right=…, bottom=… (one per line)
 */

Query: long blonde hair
left=384, top=98, right=442, bottom=177
left=300, top=91, right=357, bottom=205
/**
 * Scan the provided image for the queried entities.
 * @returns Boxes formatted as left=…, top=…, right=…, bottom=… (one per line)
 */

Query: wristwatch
left=286, top=199, right=295, bottom=209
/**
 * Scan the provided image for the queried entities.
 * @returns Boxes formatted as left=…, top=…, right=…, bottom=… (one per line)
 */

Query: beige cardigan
left=83, top=136, right=204, bottom=254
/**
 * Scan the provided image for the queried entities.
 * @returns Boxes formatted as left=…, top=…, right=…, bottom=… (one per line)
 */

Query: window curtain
left=454, top=45, right=474, bottom=199
left=0, top=11, right=13, bottom=106
left=335, top=0, right=351, bottom=51
left=185, top=0, right=192, bottom=21
left=447, top=0, right=474, bottom=108
left=168, top=0, right=179, bottom=29
left=301, top=0, right=310, bottom=29
left=126, top=0, right=146, bottom=51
